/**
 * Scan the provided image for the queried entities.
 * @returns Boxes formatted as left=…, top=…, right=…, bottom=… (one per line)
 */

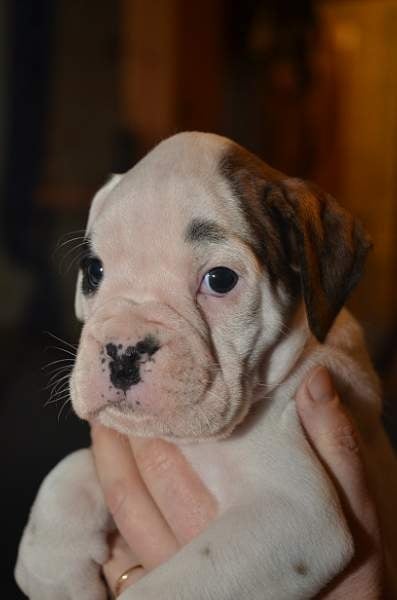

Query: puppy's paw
left=15, top=448, right=112, bottom=599
left=15, top=557, right=108, bottom=600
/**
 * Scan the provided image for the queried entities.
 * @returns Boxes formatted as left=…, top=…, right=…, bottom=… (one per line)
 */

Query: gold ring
left=114, top=564, right=144, bottom=597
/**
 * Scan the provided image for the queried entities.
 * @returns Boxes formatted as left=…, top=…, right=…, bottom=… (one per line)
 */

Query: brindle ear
left=220, top=143, right=372, bottom=342
left=271, top=178, right=372, bottom=342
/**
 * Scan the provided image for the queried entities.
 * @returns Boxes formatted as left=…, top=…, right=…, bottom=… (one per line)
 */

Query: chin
left=95, top=405, right=173, bottom=437
left=92, top=390, right=251, bottom=443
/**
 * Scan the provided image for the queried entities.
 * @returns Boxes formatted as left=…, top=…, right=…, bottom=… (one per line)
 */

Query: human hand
left=91, top=428, right=217, bottom=596
left=92, top=366, right=384, bottom=599
left=296, top=367, right=384, bottom=599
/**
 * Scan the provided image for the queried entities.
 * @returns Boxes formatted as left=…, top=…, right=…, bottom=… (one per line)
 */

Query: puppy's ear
left=220, top=144, right=372, bottom=342
left=74, top=174, right=123, bottom=322
left=268, top=178, right=372, bottom=342
left=74, top=270, right=85, bottom=322
left=85, top=173, right=124, bottom=233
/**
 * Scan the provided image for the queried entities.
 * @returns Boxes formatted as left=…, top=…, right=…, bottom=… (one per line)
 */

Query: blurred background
left=1, top=0, right=396, bottom=596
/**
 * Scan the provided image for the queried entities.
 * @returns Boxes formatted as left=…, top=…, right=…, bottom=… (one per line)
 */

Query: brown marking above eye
left=185, top=218, right=228, bottom=245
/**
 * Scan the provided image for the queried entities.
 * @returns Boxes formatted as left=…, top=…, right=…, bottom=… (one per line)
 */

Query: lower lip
left=87, top=404, right=107, bottom=423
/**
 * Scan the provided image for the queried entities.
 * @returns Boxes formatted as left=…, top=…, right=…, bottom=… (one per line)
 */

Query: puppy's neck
left=257, top=301, right=313, bottom=398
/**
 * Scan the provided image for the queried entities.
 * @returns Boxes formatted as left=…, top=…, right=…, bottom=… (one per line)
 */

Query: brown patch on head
left=219, top=145, right=300, bottom=294
left=219, top=143, right=372, bottom=342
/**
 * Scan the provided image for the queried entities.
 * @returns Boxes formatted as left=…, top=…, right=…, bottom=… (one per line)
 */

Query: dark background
left=1, top=1, right=396, bottom=597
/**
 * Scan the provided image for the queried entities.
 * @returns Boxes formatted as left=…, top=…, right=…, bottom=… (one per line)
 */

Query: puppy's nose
left=105, top=336, right=160, bottom=391
left=107, top=345, right=140, bottom=390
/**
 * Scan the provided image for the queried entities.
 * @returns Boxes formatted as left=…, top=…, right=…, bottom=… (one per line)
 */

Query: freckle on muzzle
left=105, top=335, right=160, bottom=391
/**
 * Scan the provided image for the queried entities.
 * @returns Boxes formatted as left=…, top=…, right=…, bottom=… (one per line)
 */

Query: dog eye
left=201, top=267, right=238, bottom=296
left=81, top=257, right=104, bottom=294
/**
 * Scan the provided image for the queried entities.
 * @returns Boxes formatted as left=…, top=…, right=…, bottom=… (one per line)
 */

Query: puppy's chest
left=179, top=437, right=262, bottom=513
left=177, top=396, right=292, bottom=513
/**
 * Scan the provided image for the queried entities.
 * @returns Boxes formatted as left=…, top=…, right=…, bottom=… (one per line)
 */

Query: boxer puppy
left=15, top=132, right=397, bottom=599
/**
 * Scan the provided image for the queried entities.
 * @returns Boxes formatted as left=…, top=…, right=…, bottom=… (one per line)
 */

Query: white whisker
left=58, top=240, right=90, bottom=274
left=57, top=398, right=71, bottom=421
left=44, top=331, right=77, bottom=351
left=44, top=366, right=74, bottom=382
left=48, top=373, right=72, bottom=394
left=45, top=389, right=70, bottom=408
left=42, top=357, right=75, bottom=371
left=55, top=235, right=86, bottom=251
left=45, top=346, right=76, bottom=358
left=44, top=368, right=73, bottom=389
left=60, top=241, right=89, bottom=270
left=47, top=387, right=70, bottom=407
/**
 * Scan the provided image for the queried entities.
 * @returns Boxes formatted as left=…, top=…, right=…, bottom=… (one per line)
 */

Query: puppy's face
left=71, top=132, right=370, bottom=440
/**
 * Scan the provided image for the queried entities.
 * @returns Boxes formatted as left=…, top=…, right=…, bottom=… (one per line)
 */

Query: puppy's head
left=70, top=132, right=371, bottom=440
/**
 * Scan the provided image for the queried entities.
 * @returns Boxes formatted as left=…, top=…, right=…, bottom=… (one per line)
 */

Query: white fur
left=15, top=132, right=397, bottom=599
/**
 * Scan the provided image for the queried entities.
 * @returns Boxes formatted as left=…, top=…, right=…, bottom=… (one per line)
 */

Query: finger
left=114, top=565, right=145, bottom=598
left=91, top=424, right=179, bottom=569
left=131, top=437, right=217, bottom=545
left=297, top=367, right=384, bottom=599
left=102, top=532, right=145, bottom=597
left=296, top=367, right=380, bottom=541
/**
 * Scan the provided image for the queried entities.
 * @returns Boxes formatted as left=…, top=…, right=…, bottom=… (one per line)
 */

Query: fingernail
left=307, top=367, right=335, bottom=403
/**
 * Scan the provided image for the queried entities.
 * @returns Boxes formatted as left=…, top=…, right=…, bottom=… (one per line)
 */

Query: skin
left=92, top=367, right=384, bottom=599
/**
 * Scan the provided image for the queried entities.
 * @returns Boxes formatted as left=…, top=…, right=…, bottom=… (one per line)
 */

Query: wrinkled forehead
left=88, top=134, right=251, bottom=255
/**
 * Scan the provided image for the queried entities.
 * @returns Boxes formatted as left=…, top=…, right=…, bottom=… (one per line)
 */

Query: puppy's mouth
left=90, top=389, right=239, bottom=441
left=71, top=333, right=226, bottom=438
left=72, top=355, right=241, bottom=440
left=90, top=401, right=176, bottom=437
left=70, top=303, right=244, bottom=439
left=87, top=396, right=132, bottom=421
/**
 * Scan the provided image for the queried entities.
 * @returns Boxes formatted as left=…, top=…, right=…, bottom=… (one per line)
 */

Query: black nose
left=105, top=336, right=160, bottom=391
left=108, top=347, right=141, bottom=390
